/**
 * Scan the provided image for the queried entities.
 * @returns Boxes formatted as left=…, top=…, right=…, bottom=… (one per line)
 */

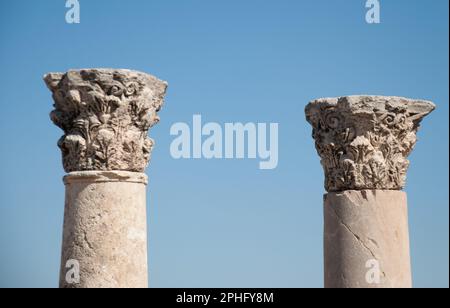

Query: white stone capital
left=44, top=69, right=168, bottom=173
left=305, top=96, right=435, bottom=192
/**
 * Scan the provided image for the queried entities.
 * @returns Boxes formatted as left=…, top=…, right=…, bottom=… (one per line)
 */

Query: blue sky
left=0, top=0, right=448, bottom=288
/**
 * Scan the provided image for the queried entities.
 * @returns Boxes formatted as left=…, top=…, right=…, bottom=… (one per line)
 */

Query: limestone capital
left=305, top=96, right=435, bottom=192
left=44, top=69, right=168, bottom=173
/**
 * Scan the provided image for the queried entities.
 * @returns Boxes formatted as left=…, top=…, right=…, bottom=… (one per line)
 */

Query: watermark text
left=170, top=115, right=279, bottom=170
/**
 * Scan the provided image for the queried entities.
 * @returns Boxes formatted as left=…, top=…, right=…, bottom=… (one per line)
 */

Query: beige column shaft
left=305, top=96, right=435, bottom=288
left=44, top=69, right=168, bottom=288
left=324, top=190, right=411, bottom=288
left=60, top=171, right=148, bottom=288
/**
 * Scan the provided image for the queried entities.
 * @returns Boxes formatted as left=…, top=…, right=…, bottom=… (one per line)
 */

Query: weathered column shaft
left=306, top=96, right=435, bottom=288
left=45, top=69, right=167, bottom=288
left=60, top=171, right=148, bottom=288
left=324, top=190, right=411, bottom=288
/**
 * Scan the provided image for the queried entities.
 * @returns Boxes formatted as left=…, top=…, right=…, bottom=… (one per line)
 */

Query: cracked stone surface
left=60, top=171, right=148, bottom=288
left=324, top=190, right=412, bottom=288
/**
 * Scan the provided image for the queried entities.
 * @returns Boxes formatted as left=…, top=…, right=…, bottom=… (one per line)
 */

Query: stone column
left=305, top=96, right=435, bottom=288
left=44, top=69, right=168, bottom=288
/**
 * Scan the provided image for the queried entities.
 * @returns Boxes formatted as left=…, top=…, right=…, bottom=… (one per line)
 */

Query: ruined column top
left=305, top=96, right=435, bottom=192
left=44, top=69, right=168, bottom=173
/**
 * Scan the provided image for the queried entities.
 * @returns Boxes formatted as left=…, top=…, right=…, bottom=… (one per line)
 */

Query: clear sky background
left=0, top=0, right=448, bottom=288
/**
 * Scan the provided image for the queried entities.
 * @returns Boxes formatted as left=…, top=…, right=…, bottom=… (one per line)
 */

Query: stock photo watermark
left=65, top=259, right=80, bottom=285
left=170, top=115, right=279, bottom=170
left=365, top=259, right=381, bottom=285
left=63, top=0, right=381, bottom=25
left=176, top=292, right=274, bottom=305
left=65, top=0, right=80, bottom=24
left=366, top=0, right=381, bottom=24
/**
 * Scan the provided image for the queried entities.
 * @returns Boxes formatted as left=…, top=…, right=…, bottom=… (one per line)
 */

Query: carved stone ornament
left=44, top=69, right=168, bottom=173
left=305, top=96, right=435, bottom=192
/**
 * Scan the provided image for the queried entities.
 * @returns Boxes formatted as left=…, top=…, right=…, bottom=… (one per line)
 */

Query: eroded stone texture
left=324, top=190, right=412, bottom=288
left=60, top=171, right=148, bottom=288
left=44, top=69, right=168, bottom=173
left=305, top=96, right=435, bottom=192
left=44, top=69, right=167, bottom=288
left=305, top=96, right=434, bottom=289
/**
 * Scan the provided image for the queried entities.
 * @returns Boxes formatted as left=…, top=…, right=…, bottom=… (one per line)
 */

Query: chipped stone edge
left=305, top=95, right=436, bottom=111
left=44, top=68, right=169, bottom=89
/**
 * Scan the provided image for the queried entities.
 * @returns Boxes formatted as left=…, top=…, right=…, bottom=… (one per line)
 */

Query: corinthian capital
left=44, top=69, right=168, bottom=173
left=305, top=96, right=435, bottom=192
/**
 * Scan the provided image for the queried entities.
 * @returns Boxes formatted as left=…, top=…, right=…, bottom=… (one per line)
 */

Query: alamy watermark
left=170, top=115, right=279, bottom=170
left=365, top=259, right=381, bottom=285
left=366, top=0, right=381, bottom=24
left=65, top=259, right=80, bottom=284
left=65, top=0, right=80, bottom=24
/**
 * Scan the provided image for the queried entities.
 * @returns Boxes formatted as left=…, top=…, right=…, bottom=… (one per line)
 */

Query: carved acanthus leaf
left=305, top=96, right=435, bottom=192
left=44, top=69, right=168, bottom=173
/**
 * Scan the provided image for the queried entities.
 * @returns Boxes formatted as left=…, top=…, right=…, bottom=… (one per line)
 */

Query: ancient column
left=305, top=96, right=435, bottom=288
left=44, top=69, right=168, bottom=288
